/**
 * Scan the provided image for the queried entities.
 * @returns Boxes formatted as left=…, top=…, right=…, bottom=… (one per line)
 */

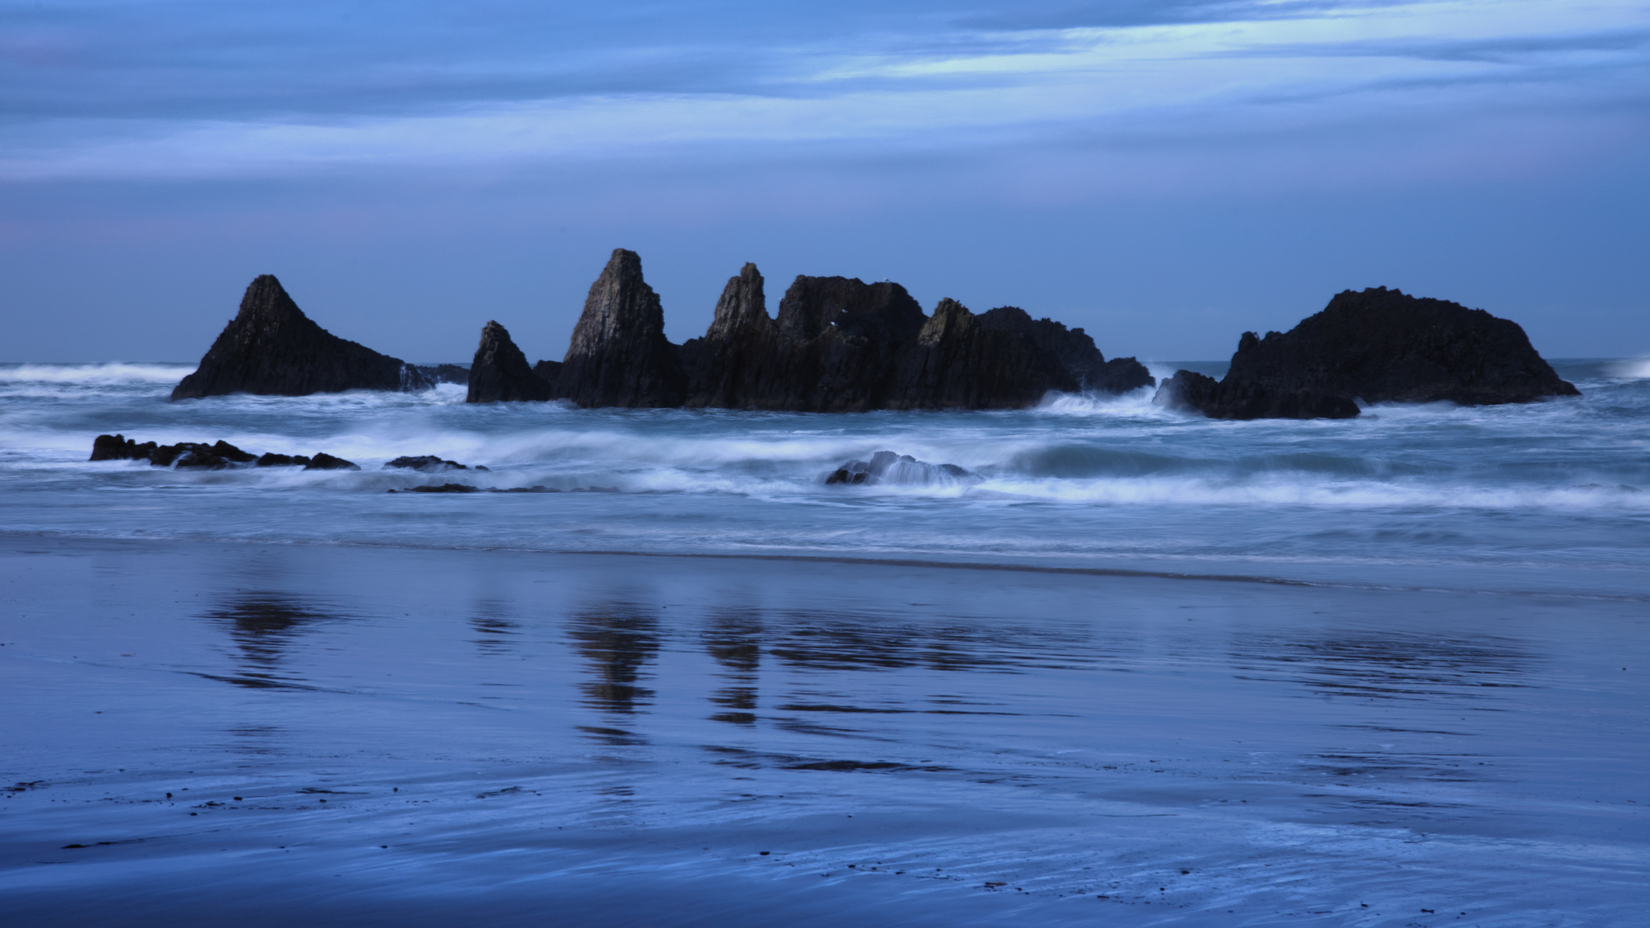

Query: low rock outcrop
left=172, top=275, right=427, bottom=400
left=1155, top=287, right=1580, bottom=420
left=825, top=450, right=978, bottom=487
left=384, top=455, right=483, bottom=472
left=467, top=321, right=552, bottom=403
left=90, top=434, right=357, bottom=471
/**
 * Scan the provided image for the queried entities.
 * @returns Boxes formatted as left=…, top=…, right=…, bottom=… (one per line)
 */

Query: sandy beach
left=3, top=534, right=1645, bottom=926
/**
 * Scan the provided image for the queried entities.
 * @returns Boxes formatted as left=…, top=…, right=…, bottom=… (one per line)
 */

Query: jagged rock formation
left=553, top=249, right=686, bottom=407
left=172, top=275, right=426, bottom=400
left=90, top=434, right=357, bottom=471
left=468, top=251, right=1150, bottom=410
left=1155, top=287, right=1580, bottom=420
left=676, top=266, right=1151, bottom=410
left=466, top=321, right=551, bottom=402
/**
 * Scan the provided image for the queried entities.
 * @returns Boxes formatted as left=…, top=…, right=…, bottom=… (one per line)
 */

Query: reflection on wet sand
left=704, top=611, right=762, bottom=725
left=1231, top=631, right=1533, bottom=703
left=470, top=603, right=520, bottom=656
left=204, top=596, right=337, bottom=689
left=569, top=606, right=660, bottom=745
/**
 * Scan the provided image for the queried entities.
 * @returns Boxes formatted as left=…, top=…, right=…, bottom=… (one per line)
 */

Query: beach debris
left=825, top=450, right=975, bottom=487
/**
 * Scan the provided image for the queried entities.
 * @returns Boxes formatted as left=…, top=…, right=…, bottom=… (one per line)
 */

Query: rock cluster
left=172, top=275, right=428, bottom=400
left=469, top=250, right=1153, bottom=410
left=90, top=434, right=358, bottom=470
left=384, top=455, right=485, bottom=472
left=1155, top=287, right=1579, bottom=420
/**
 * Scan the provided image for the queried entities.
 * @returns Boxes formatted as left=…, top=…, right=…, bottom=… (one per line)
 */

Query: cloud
left=0, top=0, right=1646, bottom=194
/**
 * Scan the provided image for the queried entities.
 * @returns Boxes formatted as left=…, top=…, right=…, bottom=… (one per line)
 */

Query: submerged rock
left=172, top=275, right=425, bottom=400
left=304, top=453, right=359, bottom=471
left=404, top=483, right=480, bottom=493
left=384, top=455, right=482, bottom=472
left=1155, top=287, right=1580, bottom=420
left=825, top=450, right=977, bottom=487
left=90, top=434, right=157, bottom=462
left=553, top=249, right=687, bottom=408
left=255, top=452, right=311, bottom=468
left=467, top=321, right=551, bottom=403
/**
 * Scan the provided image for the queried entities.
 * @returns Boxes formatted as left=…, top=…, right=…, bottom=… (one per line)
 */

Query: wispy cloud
left=1, top=0, right=1646, bottom=186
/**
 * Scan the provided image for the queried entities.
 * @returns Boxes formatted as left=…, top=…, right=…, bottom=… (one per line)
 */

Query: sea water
left=2, top=359, right=1649, bottom=593
left=1, top=361, right=1647, bottom=925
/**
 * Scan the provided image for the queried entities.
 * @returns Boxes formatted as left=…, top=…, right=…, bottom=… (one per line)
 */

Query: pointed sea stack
left=1155, top=287, right=1580, bottom=420
left=171, top=275, right=421, bottom=400
left=467, top=321, right=552, bottom=402
left=552, top=249, right=686, bottom=408
left=681, top=263, right=772, bottom=408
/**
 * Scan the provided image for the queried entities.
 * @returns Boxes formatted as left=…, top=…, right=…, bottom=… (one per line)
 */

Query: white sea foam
left=0, top=362, right=193, bottom=384
left=1611, top=357, right=1650, bottom=380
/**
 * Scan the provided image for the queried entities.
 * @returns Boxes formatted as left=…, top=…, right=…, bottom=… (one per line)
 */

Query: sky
left=3, top=0, right=1647, bottom=364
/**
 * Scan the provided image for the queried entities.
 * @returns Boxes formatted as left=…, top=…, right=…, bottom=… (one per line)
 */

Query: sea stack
left=553, top=249, right=687, bottom=407
left=467, top=321, right=552, bottom=402
left=171, top=275, right=423, bottom=400
left=680, top=262, right=773, bottom=408
left=1155, top=287, right=1580, bottom=420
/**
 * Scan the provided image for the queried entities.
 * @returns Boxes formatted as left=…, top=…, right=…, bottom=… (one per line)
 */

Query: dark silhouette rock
left=467, top=321, right=552, bottom=403
left=172, top=275, right=426, bottom=400
left=674, top=265, right=1150, bottom=411
left=680, top=262, right=772, bottom=408
left=415, top=364, right=470, bottom=385
left=888, top=302, right=1152, bottom=409
left=90, top=434, right=157, bottom=462
left=303, top=453, right=359, bottom=471
left=89, top=434, right=359, bottom=471
left=385, top=455, right=480, bottom=472
left=553, top=249, right=686, bottom=407
left=1156, top=287, right=1579, bottom=420
left=405, top=483, right=479, bottom=493
left=531, top=360, right=563, bottom=392
left=825, top=450, right=977, bottom=487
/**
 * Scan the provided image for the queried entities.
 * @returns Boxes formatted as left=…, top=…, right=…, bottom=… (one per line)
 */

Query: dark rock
left=675, top=264, right=1149, bottom=410
left=467, top=321, right=551, bottom=403
left=303, top=452, right=359, bottom=471
left=405, top=483, right=479, bottom=493
left=490, top=485, right=560, bottom=493
left=1156, top=287, right=1579, bottom=420
left=415, top=364, right=470, bottom=385
left=385, top=455, right=469, bottom=472
left=531, top=360, right=563, bottom=391
left=553, top=249, right=686, bottom=407
left=256, top=453, right=312, bottom=468
left=172, top=275, right=427, bottom=400
left=209, top=441, right=256, bottom=463
left=824, top=450, right=977, bottom=487
left=90, top=434, right=157, bottom=462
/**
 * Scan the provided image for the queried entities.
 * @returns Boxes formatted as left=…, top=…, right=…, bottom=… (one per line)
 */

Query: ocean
left=2, top=360, right=1647, bottom=925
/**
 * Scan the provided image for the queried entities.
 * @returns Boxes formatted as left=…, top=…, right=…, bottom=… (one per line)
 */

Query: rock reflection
left=770, top=612, right=1090, bottom=674
left=470, top=604, right=520, bottom=656
left=1232, top=631, right=1534, bottom=703
left=205, top=596, right=336, bottom=689
left=704, top=611, right=762, bottom=725
left=569, top=606, right=660, bottom=744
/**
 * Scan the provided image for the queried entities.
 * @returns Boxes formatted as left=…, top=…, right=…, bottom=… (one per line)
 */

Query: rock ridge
left=1154, top=287, right=1579, bottom=420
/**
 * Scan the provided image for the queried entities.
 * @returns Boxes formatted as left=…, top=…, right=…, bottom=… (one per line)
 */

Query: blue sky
left=3, top=0, right=1647, bottom=363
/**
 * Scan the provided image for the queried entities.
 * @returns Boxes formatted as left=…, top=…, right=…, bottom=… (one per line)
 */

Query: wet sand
left=1, top=535, right=1646, bottom=926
